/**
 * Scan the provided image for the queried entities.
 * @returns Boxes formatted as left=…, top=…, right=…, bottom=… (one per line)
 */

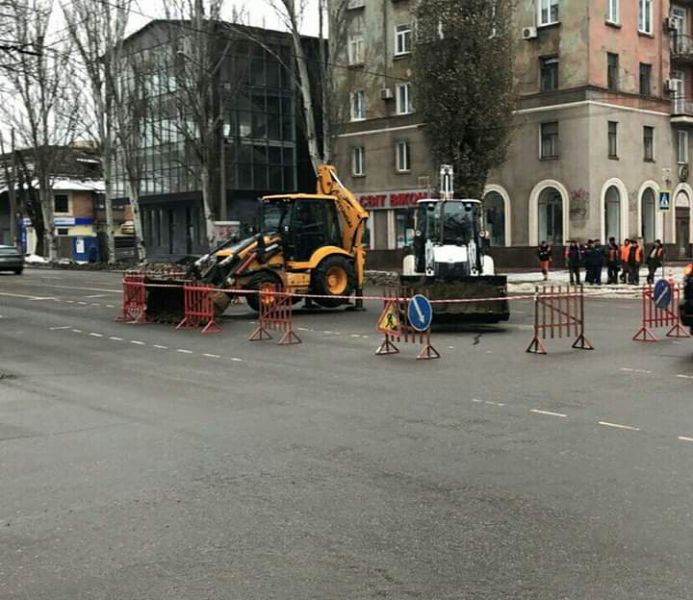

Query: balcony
left=671, top=97, right=693, bottom=125
left=671, top=34, right=693, bottom=62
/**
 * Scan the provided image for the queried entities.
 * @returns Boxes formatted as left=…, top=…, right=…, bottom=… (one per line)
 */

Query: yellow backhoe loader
left=144, top=165, right=368, bottom=319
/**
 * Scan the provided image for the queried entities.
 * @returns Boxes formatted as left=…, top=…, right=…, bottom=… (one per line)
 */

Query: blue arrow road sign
left=408, top=294, right=433, bottom=332
left=654, top=279, right=672, bottom=310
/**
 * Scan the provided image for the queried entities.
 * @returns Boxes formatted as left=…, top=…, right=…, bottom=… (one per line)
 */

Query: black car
left=681, top=263, right=693, bottom=333
left=0, top=244, right=24, bottom=275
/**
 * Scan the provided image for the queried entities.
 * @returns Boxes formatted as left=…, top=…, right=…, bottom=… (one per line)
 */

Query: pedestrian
left=592, top=239, right=605, bottom=285
left=646, top=239, right=665, bottom=284
left=566, top=240, right=583, bottom=285
left=627, top=238, right=643, bottom=285
left=584, top=239, right=595, bottom=284
left=606, top=237, right=620, bottom=284
left=619, top=238, right=630, bottom=283
left=537, top=240, right=552, bottom=281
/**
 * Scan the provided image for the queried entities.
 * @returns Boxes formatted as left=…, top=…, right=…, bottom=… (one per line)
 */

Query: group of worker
left=536, top=238, right=666, bottom=285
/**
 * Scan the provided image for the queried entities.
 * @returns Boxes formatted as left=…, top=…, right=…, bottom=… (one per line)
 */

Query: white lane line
left=85, top=294, right=108, bottom=299
left=530, top=409, right=567, bottom=418
left=71, top=329, right=82, bottom=333
left=49, top=326, right=71, bottom=331
left=598, top=421, right=641, bottom=432
left=109, top=336, right=123, bottom=341
left=77, top=302, right=88, bottom=305
left=676, top=374, right=693, bottom=380
left=89, top=332, right=103, bottom=338
left=350, top=334, right=361, bottom=338
left=297, top=327, right=310, bottom=332
left=29, top=296, right=57, bottom=301
left=106, top=304, right=115, bottom=308
left=620, top=367, right=652, bottom=374
left=177, top=349, right=193, bottom=354
left=230, top=357, right=243, bottom=362
left=485, top=401, right=505, bottom=407
left=90, top=303, right=101, bottom=307
left=153, top=344, right=168, bottom=350
left=64, top=300, right=75, bottom=304
left=203, top=353, right=221, bottom=359
left=678, top=436, right=693, bottom=443
left=130, top=340, right=146, bottom=346
left=471, top=398, right=483, bottom=403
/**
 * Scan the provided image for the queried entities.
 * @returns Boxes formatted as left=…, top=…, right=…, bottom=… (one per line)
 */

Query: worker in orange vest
left=627, top=238, right=643, bottom=285
left=619, top=238, right=630, bottom=283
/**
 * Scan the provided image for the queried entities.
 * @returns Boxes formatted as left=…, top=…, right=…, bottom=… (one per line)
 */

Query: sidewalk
left=507, top=265, right=687, bottom=297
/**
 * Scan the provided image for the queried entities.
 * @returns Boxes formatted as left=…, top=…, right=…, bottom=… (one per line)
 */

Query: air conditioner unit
left=522, top=26, right=537, bottom=40
left=381, top=88, right=394, bottom=100
left=664, top=17, right=677, bottom=32
left=664, top=79, right=675, bottom=93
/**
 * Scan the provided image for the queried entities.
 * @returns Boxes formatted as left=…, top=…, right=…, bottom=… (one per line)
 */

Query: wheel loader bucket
left=144, top=277, right=187, bottom=322
left=402, top=276, right=510, bottom=323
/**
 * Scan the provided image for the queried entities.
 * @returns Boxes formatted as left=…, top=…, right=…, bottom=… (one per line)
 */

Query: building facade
left=332, top=0, right=693, bottom=266
left=114, top=21, right=319, bottom=260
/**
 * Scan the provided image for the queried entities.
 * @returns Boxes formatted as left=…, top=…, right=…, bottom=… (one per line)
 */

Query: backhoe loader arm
left=315, top=164, right=369, bottom=290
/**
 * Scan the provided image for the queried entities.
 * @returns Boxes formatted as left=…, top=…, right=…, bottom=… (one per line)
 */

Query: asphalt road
left=1, top=269, right=692, bottom=599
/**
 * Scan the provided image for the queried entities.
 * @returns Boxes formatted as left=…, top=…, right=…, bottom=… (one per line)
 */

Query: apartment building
left=332, top=0, right=693, bottom=266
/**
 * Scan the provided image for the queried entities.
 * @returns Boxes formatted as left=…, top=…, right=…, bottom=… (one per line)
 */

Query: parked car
left=0, top=244, right=24, bottom=275
left=681, top=263, right=693, bottom=334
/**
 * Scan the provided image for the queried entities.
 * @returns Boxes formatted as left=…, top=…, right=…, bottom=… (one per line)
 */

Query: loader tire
left=311, top=255, right=356, bottom=308
left=246, top=272, right=283, bottom=313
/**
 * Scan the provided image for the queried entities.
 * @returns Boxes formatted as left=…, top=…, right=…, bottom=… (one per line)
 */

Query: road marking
left=153, top=344, right=168, bottom=350
left=71, top=329, right=82, bottom=333
left=598, top=421, right=641, bottom=432
left=85, top=294, right=108, bottom=299
left=676, top=374, right=693, bottom=380
left=106, top=304, right=115, bottom=308
left=28, top=296, right=57, bottom=301
left=530, top=409, right=567, bottom=418
left=49, top=326, right=71, bottom=331
left=620, top=368, right=652, bottom=374
left=471, top=398, right=483, bottom=403
left=485, top=401, right=505, bottom=407
left=90, top=303, right=101, bottom=307
left=77, top=302, right=88, bottom=305
left=203, top=353, right=221, bottom=359
left=230, top=357, right=243, bottom=362
left=130, top=340, right=145, bottom=345
left=89, top=332, right=103, bottom=338
left=64, top=300, right=75, bottom=304
left=109, top=336, right=123, bottom=342
left=177, top=349, right=193, bottom=354
left=678, top=436, right=693, bottom=443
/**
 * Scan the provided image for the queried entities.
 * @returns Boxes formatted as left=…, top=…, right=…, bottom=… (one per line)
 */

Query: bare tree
left=0, top=129, right=19, bottom=247
left=412, top=0, right=515, bottom=198
left=155, top=0, right=236, bottom=248
left=0, top=0, right=82, bottom=261
left=110, top=51, right=148, bottom=262
left=62, top=0, right=133, bottom=264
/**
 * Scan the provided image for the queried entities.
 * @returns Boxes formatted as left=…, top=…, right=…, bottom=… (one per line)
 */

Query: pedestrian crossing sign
left=377, top=301, right=400, bottom=335
left=659, top=190, right=671, bottom=211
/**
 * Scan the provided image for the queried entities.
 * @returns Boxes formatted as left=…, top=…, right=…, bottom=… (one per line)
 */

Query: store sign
left=358, top=190, right=428, bottom=210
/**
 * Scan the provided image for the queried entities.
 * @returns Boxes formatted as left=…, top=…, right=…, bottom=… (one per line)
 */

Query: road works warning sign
left=377, top=301, right=400, bottom=335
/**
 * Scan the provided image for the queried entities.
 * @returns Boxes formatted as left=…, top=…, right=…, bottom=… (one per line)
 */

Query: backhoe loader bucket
left=142, top=277, right=231, bottom=323
left=403, top=276, right=510, bottom=324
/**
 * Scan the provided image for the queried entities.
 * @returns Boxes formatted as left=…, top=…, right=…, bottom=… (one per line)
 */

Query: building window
left=483, top=191, right=506, bottom=246
left=639, top=63, right=651, bottom=96
left=396, top=82, right=413, bottom=114
left=54, top=194, right=69, bottom=213
left=396, top=141, right=411, bottom=172
left=540, top=56, right=559, bottom=91
left=540, top=121, right=559, bottom=159
left=538, top=188, right=563, bottom=245
left=678, top=130, right=689, bottom=164
left=538, top=0, right=559, bottom=26
left=607, top=53, right=619, bottom=91
left=395, top=24, right=412, bottom=56
left=351, top=90, right=365, bottom=121
left=643, top=126, right=655, bottom=161
left=352, top=146, right=365, bottom=176
left=638, top=0, right=652, bottom=34
left=607, top=0, right=619, bottom=24
left=348, top=36, right=365, bottom=65
left=608, top=121, right=618, bottom=158
left=56, top=228, right=69, bottom=236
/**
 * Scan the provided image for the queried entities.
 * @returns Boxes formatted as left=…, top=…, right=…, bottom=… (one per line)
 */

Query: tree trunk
left=127, top=180, right=145, bottom=262
left=39, top=184, right=57, bottom=262
left=201, top=165, right=216, bottom=249
left=103, top=139, right=117, bottom=264
left=288, top=15, right=321, bottom=173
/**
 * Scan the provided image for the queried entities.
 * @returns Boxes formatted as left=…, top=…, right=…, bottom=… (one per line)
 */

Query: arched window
left=604, top=185, right=621, bottom=241
left=483, top=191, right=506, bottom=246
left=641, top=188, right=656, bottom=243
left=538, top=187, right=563, bottom=245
